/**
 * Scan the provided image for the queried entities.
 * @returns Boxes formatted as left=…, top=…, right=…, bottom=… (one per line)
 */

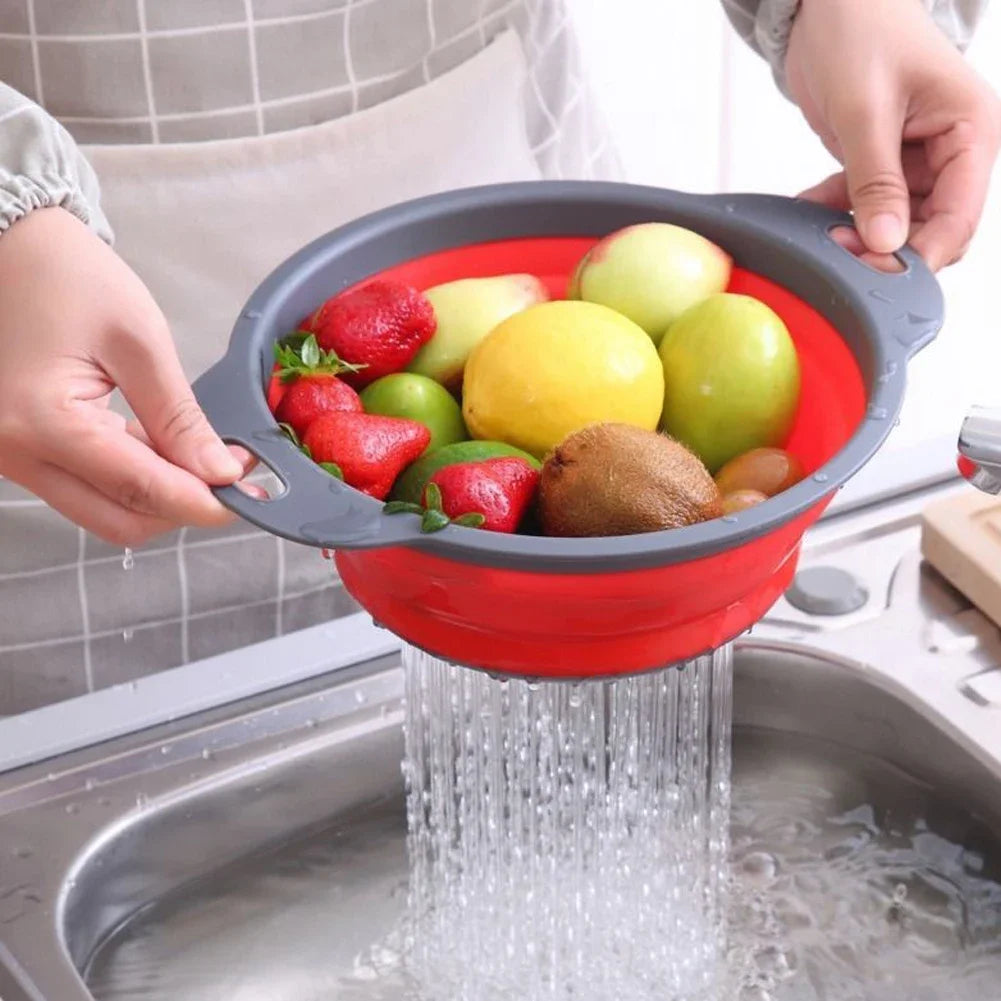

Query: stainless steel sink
left=2, top=480, right=1001, bottom=1000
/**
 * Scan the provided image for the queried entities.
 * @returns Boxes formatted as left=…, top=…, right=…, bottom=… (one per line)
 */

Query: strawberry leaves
left=273, top=332, right=367, bottom=383
left=277, top=422, right=344, bottom=479
left=383, top=482, right=486, bottom=534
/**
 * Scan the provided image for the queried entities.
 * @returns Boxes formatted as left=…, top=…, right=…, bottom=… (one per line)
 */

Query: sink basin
left=2, top=638, right=1001, bottom=1000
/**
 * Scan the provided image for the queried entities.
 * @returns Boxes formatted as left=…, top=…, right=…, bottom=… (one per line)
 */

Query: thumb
left=103, top=316, right=243, bottom=485
left=838, top=102, right=910, bottom=254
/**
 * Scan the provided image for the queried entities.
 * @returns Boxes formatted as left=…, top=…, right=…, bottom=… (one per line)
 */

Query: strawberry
left=266, top=367, right=286, bottom=412
left=302, top=412, right=430, bottom=500
left=270, top=333, right=364, bottom=438
left=302, top=280, right=436, bottom=388
left=385, top=457, right=539, bottom=534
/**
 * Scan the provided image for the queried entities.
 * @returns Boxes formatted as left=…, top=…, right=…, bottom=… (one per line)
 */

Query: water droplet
left=354, top=690, right=367, bottom=705
left=866, top=404, right=889, bottom=420
left=135, top=793, right=148, bottom=809
left=84, top=778, right=97, bottom=792
left=46, top=772, right=57, bottom=782
left=877, top=360, right=899, bottom=384
left=160, top=745, right=170, bottom=756
left=98, top=797, right=112, bottom=808
left=13, top=847, right=32, bottom=859
left=892, top=883, right=908, bottom=904
left=812, top=472, right=830, bottom=484
left=742, top=852, right=779, bottom=884
left=122, top=548, right=134, bottom=571
left=122, top=628, right=134, bottom=643
left=65, top=803, right=79, bottom=815
left=740, top=984, right=774, bottom=1001
left=722, top=514, right=739, bottom=524
left=243, top=309, right=262, bottom=319
left=306, top=718, right=318, bottom=729
left=724, top=203, right=736, bottom=213
left=201, top=748, right=213, bottom=761
left=129, top=681, right=139, bottom=692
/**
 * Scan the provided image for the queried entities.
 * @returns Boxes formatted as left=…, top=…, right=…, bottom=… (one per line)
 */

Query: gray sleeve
left=721, top=0, right=990, bottom=95
left=0, top=82, right=112, bottom=243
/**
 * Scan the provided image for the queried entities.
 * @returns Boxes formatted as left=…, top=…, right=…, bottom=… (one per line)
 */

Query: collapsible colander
left=193, top=182, right=943, bottom=679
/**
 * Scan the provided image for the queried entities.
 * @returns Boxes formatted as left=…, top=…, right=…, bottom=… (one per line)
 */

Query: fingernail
left=199, top=441, right=243, bottom=482
left=865, top=212, right=905, bottom=252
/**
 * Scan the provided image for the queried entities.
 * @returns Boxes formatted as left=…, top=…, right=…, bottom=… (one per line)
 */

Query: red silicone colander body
left=334, top=236, right=866, bottom=678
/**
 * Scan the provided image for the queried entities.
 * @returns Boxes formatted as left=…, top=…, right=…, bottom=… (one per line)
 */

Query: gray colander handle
left=703, top=192, right=943, bottom=360
left=192, top=359, right=427, bottom=550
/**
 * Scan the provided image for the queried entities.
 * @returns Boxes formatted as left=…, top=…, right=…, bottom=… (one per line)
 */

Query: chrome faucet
left=958, top=406, right=1001, bottom=494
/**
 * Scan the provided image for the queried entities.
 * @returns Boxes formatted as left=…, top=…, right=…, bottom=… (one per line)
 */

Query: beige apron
left=0, top=34, right=543, bottom=714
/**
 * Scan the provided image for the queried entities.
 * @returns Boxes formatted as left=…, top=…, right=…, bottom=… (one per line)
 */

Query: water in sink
left=84, top=703, right=1001, bottom=1000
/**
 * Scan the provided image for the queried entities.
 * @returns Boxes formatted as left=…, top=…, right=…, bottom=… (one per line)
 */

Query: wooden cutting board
left=922, top=490, right=1001, bottom=628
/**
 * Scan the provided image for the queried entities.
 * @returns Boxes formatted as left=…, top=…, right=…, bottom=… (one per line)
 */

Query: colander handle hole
left=826, top=225, right=908, bottom=275
left=223, top=441, right=288, bottom=503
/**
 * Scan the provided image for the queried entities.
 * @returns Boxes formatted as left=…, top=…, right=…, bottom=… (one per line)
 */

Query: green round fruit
left=391, top=440, right=541, bottom=505
left=359, top=373, right=468, bottom=453
left=658, top=293, right=800, bottom=473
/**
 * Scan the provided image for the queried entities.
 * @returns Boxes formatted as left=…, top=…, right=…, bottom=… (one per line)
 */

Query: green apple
left=408, top=274, right=549, bottom=389
left=571, top=223, right=731, bottom=344
left=658, top=293, right=800, bottom=473
left=359, top=373, right=468, bottom=453
left=390, top=439, right=541, bottom=505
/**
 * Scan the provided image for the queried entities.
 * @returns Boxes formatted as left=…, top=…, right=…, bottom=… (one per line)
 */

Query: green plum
left=658, top=293, right=800, bottom=472
left=359, top=373, right=468, bottom=453
left=408, top=274, right=549, bottom=389
left=570, top=223, right=732, bottom=344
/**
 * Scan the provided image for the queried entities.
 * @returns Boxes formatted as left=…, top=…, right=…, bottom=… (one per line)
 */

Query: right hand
left=0, top=207, right=250, bottom=546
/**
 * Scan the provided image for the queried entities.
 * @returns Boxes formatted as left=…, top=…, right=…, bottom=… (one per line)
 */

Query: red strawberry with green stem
left=302, top=280, right=436, bottom=388
left=385, top=457, right=539, bottom=534
left=302, top=411, right=430, bottom=500
left=271, top=333, right=365, bottom=439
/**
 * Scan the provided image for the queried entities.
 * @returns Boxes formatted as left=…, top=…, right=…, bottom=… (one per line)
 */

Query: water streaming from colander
left=401, top=644, right=734, bottom=1001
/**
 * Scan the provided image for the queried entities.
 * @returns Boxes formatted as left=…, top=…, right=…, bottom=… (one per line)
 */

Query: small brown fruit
left=721, top=489, right=768, bottom=515
left=714, top=447, right=804, bottom=498
left=539, top=423, right=722, bottom=537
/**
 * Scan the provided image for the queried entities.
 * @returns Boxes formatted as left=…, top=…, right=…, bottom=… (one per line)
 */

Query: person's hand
left=786, top=0, right=1001, bottom=271
left=0, top=207, right=251, bottom=545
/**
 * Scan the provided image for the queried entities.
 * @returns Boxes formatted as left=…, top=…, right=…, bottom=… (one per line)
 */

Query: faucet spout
left=958, top=406, right=1001, bottom=495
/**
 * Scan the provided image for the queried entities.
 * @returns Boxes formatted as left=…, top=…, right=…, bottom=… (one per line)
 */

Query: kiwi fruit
left=538, top=423, right=722, bottom=537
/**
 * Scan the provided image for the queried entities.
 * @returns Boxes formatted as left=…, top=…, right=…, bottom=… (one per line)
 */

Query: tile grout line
left=24, top=0, right=44, bottom=105
left=242, top=0, right=265, bottom=136
left=76, top=527, right=94, bottom=692
left=275, top=536, right=286, bottom=637
left=422, top=0, right=436, bottom=84
left=477, top=0, right=487, bottom=46
left=0, top=529, right=271, bottom=583
left=343, top=0, right=359, bottom=114
left=135, top=0, right=160, bottom=143
left=177, top=527, right=190, bottom=664
left=0, top=581, right=343, bottom=655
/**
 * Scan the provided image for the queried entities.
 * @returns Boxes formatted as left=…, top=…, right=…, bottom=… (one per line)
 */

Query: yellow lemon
left=462, top=300, right=664, bottom=458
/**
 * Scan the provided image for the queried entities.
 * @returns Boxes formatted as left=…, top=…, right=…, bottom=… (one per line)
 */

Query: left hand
left=786, top=0, right=1001, bottom=271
